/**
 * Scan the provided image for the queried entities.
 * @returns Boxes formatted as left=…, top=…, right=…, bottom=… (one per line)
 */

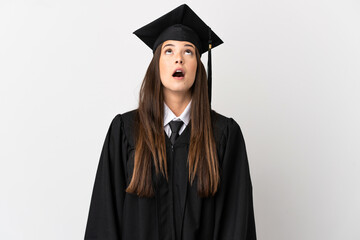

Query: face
left=159, top=40, right=197, bottom=98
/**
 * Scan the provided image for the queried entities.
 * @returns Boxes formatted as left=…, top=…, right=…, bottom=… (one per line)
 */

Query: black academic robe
left=84, top=109, right=256, bottom=240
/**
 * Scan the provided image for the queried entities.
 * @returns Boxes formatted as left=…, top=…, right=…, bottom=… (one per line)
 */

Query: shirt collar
left=164, top=99, right=192, bottom=127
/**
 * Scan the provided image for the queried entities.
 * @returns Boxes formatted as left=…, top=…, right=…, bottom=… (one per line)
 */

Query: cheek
left=189, top=61, right=197, bottom=80
left=159, top=59, right=166, bottom=82
left=159, top=58, right=171, bottom=79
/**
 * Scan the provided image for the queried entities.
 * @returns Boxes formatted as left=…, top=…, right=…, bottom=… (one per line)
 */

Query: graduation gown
left=84, top=109, right=256, bottom=240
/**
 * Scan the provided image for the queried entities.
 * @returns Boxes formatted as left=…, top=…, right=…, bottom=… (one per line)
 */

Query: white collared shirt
left=163, top=99, right=192, bottom=138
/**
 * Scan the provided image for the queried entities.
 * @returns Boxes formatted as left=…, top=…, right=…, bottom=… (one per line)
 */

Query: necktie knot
left=169, top=120, right=184, bottom=145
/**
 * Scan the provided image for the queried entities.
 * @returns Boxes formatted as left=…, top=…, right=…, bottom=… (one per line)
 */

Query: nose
left=175, top=53, right=183, bottom=64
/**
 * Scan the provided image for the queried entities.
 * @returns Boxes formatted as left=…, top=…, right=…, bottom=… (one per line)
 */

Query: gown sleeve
left=84, top=114, right=126, bottom=240
left=213, top=118, right=257, bottom=240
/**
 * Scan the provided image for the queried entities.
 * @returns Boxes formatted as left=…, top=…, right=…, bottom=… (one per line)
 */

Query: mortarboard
left=133, top=4, right=223, bottom=105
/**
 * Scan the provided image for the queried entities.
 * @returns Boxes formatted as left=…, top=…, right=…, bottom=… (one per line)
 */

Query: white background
left=1, top=0, right=359, bottom=239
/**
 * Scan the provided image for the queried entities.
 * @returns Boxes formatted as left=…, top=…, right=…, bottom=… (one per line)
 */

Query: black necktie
left=169, top=120, right=184, bottom=145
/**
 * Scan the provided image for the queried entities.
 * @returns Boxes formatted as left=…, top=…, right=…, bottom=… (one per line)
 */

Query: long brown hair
left=126, top=43, right=219, bottom=198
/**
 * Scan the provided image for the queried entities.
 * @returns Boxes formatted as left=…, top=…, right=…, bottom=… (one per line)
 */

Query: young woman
left=85, top=4, right=256, bottom=240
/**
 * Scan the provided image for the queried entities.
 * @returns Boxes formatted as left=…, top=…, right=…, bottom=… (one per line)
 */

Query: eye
left=185, top=49, right=193, bottom=55
left=165, top=49, right=172, bottom=55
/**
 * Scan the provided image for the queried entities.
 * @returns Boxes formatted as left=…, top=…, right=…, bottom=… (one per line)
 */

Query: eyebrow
left=162, top=43, right=195, bottom=49
left=185, top=44, right=195, bottom=49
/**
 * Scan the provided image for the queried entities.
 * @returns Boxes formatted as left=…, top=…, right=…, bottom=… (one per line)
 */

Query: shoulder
left=108, top=109, right=138, bottom=147
left=210, top=110, right=248, bottom=167
left=113, top=109, right=241, bottom=131
left=121, top=109, right=138, bottom=122
left=109, top=109, right=138, bottom=127
left=109, top=109, right=243, bottom=146
left=211, top=109, right=243, bottom=142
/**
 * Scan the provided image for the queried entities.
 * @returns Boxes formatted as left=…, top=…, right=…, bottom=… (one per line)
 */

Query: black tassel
left=208, top=27, right=212, bottom=106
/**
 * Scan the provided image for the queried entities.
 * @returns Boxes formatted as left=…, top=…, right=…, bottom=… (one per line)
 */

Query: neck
left=163, top=90, right=191, bottom=117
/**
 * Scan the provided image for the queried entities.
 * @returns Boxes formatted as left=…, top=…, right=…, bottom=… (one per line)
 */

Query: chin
left=168, top=88, right=190, bottom=94
left=163, top=86, right=191, bottom=94
left=161, top=79, right=194, bottom=95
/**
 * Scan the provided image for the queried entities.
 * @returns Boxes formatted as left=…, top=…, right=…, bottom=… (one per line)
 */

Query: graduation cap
left=133, top=4, right=223, bottom=105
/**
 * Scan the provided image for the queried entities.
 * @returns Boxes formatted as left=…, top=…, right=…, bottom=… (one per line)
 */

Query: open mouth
left=172, top=69, right=185, bottom=78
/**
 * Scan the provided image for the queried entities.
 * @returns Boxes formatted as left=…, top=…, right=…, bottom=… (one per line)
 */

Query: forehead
left=162, top=40, right=195, bottom=48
